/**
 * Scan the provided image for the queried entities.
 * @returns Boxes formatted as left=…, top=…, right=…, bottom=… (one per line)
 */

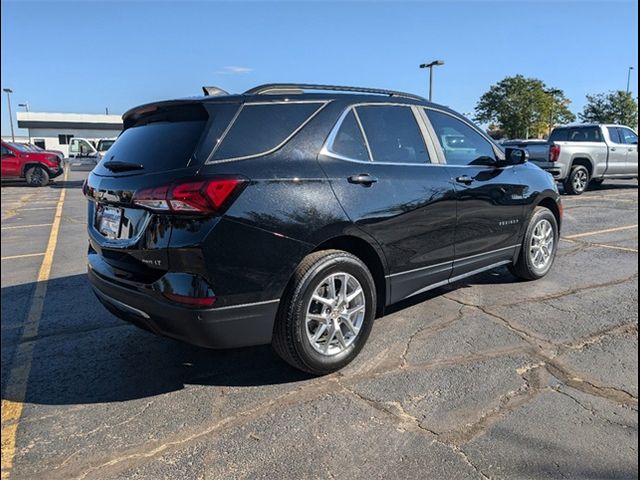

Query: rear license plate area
left=97, top=205, right=123, bottom=239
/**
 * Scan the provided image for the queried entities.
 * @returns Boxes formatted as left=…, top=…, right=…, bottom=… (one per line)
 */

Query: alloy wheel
left=305, top=272, right=366, bottom=356
left=572, top=169, right=588, bottom=193
left=530, top=219, right=555, bottom=270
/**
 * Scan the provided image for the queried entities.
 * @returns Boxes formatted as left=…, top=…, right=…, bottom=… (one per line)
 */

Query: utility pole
left=419, top=60, right=445, bottom=102
left=3, top=88, right=15, bottom=142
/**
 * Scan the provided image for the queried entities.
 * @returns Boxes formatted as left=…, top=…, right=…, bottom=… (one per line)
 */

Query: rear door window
left=355, top=105, right=430, bottom=164
left=425, top=109, right=496, bottom=166
left=211, top=102, right=325, bottom=161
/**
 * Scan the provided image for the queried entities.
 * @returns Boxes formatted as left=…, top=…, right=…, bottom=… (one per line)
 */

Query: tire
left=25, top=166, right=50, bottom=187
left=563, top=165, right=589, bottom=195
left=272, top=249, right=376, bottom=375
left=509, top=207, right=559, bottom=281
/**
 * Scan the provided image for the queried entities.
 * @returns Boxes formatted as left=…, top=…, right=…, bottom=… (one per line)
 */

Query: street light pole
left=3, top=88, right=15, bottom=142
left=627, top=66, right=635, bottom=94
left=544, top=88, right=562, bottom=137
left=18, top=102, right=29, bottom=112
left=419, top=60, right=445, bottom=102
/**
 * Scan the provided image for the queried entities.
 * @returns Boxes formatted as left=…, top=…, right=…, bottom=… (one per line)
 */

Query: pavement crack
left=542, top=358, right=638, bottom=406
left=338, top=381, right=439, bottom=437
left=399, top=305, right=465, bottom=369
left=562, top=322, right=638, bottom=352
left=499, top=273, right=638, bottom=307
left=59, top=378, right=342, bottom=479
left=448, top=445, right=491, bottom=480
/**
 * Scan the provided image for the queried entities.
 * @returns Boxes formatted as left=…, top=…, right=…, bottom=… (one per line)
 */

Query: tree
left=579, top=91, right=638, bottom=129
left=475, top=75, right=575, bottom=139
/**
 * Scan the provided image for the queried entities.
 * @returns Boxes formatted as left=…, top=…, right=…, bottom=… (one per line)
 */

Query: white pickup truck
left=68, top=137, right=116, bottom=170
left=503, top=124, right=638, bottom=194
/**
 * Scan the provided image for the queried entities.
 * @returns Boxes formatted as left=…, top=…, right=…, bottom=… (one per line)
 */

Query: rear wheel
left=509, top=207, right=558, bottom=281
left=564, top=165, right=589, bottom=195
left=272, top=250, right=376, bottom=375
left=25, top=166, right=49, bottom=187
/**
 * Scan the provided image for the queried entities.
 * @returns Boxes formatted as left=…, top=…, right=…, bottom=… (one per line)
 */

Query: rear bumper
left=88, top=262, right=279, bottom=349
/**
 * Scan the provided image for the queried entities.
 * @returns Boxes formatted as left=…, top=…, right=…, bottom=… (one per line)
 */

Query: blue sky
left=1, top=0, right=638, bottom=135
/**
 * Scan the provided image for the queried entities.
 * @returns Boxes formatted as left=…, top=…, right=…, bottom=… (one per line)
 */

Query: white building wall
left=28, top=128, right=122, bottom=156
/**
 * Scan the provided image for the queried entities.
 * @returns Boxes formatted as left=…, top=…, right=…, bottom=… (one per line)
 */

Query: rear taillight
left=133, top=178, right=244, bottom=214
left=549, top=145, right=561, bottom=162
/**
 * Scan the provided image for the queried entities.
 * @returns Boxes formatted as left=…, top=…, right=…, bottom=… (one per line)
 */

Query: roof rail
left=244, top=83, right=426, bottom=101
left=202, top=86, right=230, bottom=97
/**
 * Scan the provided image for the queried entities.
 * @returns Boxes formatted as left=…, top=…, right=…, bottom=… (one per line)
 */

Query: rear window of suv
left=94, top=104, right=209, bottom=175
left=210, top=102, right=325, bottom=161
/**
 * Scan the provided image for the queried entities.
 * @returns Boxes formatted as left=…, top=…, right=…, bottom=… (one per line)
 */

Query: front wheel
left=563, top=165, right=589, bottom=195
left=272, top=250, right=376, bottom=375
left=509, top=207, right=559, bottom=281
left=25, top=166, right=50, bottom=187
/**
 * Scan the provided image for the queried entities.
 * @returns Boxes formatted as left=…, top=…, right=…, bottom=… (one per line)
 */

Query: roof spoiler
left=202, top=86, right=230, bottom=97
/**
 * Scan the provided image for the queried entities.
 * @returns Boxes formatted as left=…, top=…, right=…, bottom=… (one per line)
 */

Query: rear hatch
left=85, top=99, right=241, bottom=281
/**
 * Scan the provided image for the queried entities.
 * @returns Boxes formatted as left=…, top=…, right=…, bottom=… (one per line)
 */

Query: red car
left=1, top=140, right=64, bottom=186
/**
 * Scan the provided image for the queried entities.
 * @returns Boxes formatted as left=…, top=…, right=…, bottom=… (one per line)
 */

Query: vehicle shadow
left=1, top=268, right=520, bottom=407
left=1, top=274, right=312, bottom=407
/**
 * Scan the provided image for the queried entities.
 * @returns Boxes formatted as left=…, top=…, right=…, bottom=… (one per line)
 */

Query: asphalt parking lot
left=1, top=170, right=638, bottom=480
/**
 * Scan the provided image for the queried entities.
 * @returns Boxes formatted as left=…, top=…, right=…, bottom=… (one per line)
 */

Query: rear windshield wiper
left=102, top=160, right=144, bottom=172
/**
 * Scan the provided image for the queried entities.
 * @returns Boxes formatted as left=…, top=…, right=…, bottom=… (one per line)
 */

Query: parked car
left=505, top=124, right=638, bottom=194
left=12, top=142, right=65, bottom=162
left=1, top=140, right=64, bottom=186
left=85, top=83, right=562, bottom=374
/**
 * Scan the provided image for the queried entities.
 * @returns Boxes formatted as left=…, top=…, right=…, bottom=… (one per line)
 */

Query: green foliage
left=579, top=91, right=638, bottom=129
left=474, top=75, right=575, bottom=139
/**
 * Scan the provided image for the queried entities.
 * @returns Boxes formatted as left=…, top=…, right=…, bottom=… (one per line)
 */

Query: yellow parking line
left=563, top=224, right=638, bottom=240
left=18, top=207, right=56, bottom=211
left=590, top=243, right=638, bottom=253
left=1, top=224, right=53, bottom=231
left=1, top=253, right=46, bottom=260
left=1, top=170, right=67, bottom=480
left=562, top=238, right=638, bottom=253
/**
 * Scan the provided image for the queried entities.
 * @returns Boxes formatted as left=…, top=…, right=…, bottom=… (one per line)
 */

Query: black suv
left=85, top=83, right=561, bottom=374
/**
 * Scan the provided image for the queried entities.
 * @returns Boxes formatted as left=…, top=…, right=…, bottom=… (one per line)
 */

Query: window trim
left=204, top=100, right=330, bottom=164
left=321, top=102, right=441, bottom=166
left=421, top=107, right=505, bottom=168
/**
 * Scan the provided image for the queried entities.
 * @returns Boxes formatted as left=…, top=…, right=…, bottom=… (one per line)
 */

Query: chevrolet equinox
left=85, top=83, right=562, bottom=374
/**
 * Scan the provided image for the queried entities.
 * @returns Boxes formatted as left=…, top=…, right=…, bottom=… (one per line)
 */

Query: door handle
left=455, top=175, right=475, bottom=185
left=348, top=174, right=378, bottom=186
left=611, top=147, right=616, bottom=151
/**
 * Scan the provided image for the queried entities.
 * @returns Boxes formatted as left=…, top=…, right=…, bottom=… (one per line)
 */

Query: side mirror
left=505, top=147, right=529, bottom=165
